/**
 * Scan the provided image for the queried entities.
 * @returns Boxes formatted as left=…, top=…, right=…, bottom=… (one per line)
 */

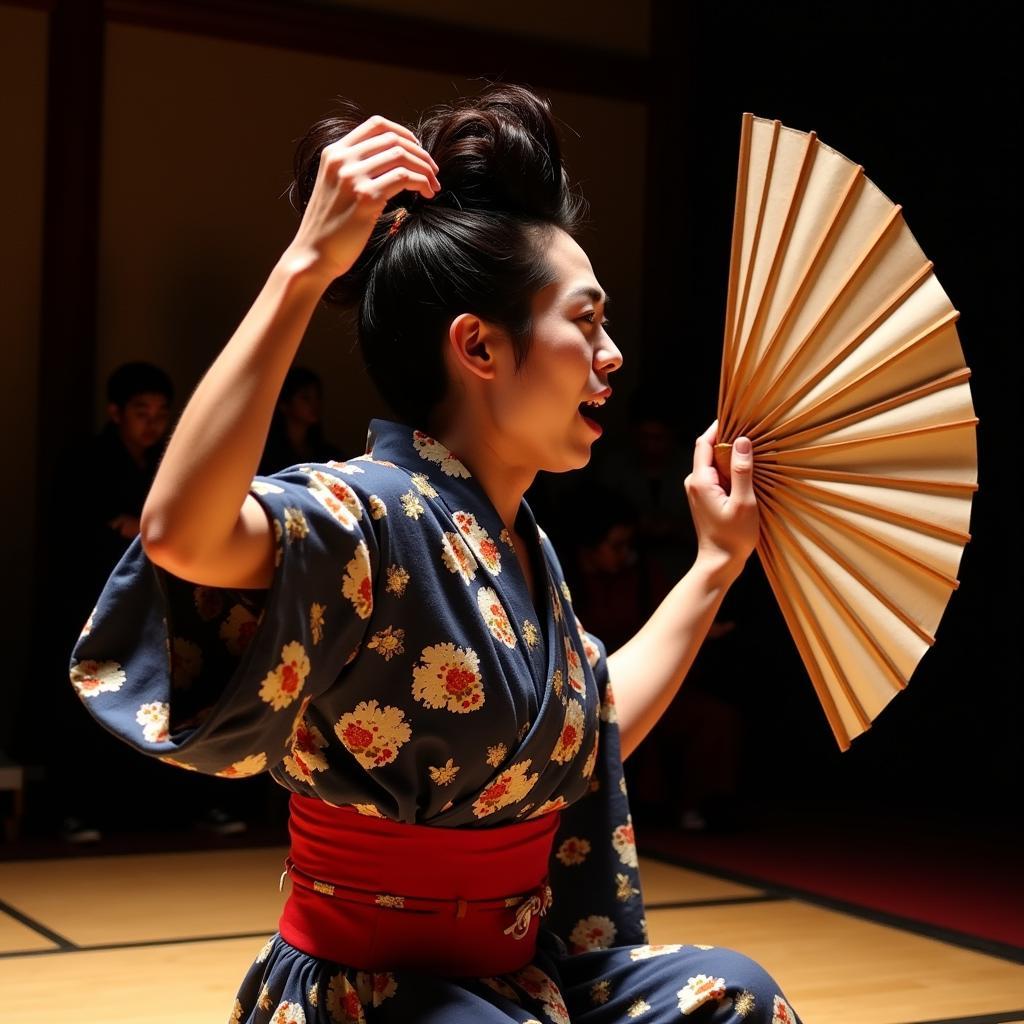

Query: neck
left=429, top=417, right=535, bottom=538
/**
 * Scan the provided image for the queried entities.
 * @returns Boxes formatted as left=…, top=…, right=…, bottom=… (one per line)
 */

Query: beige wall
left=0, top=6, right=47, bottom=751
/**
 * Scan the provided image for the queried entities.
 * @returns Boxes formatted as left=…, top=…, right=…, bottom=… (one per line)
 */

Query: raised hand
left=285, top=114, right=441, bottom=282
left=683, top=419, right=759, bottom=577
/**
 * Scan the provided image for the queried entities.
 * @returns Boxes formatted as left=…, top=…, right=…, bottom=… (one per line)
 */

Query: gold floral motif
left=590, top=979, right=611, bottom=1005
left=313, top=880, right=335, bottom=896
left=367, top=625, right=405, bottom=661
left=409, top=472, right=438, bottom=498
left=522, top=619, right=540, bottom=648
left=309, top=603, right=325, bottom=644
left=375, top=893, right=405, bottom=909
left=350, top=803, right=385, bottom=817
left=626, top=997, right=651, bottom=1017
left=486, top=742, right=507, bottom=767
left=385, top=564, right=410, bottom=596
left=399, top=490, right=425, bottom=518
left=428, top=758, right=460, bottom=786
left=734, top=990, right=756, bottom=1018
left=551, top=669, right=564, bottom=699
left=283, top=506, right=310, bottom=542
left=615, top=872, right=641, bottom=901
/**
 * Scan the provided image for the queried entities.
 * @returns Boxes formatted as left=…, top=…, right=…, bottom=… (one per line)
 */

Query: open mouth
left=577, top=400, right=605, bottom=433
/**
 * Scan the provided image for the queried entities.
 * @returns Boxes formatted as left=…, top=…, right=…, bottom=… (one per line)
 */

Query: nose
left=596, top=333, right=623, bottom=375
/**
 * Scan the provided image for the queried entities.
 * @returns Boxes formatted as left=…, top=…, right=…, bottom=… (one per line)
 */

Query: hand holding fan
left=712, top=113, right=978, bottom=751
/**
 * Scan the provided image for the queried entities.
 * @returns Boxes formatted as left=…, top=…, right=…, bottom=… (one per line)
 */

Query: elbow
left=139, top=508, right=195, bottom=572
left=139, top=505, right=171, bottom=556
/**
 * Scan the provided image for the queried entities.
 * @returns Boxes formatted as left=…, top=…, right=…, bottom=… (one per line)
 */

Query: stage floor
left=0, top=846, right=1021, bottom=1023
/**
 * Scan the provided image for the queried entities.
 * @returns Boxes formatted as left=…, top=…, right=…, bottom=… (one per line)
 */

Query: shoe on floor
left=60, top=816, right=103, bottom=843
left=193, top=806, right=247, bottom=836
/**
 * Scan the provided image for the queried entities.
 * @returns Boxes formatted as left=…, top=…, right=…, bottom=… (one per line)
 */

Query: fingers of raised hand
left=334, top=114, right=419, bottom=154
left=692, top=418, right=718, bottom=471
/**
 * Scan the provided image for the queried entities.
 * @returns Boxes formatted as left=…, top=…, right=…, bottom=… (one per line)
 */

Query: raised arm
left=140, top=114, right=440, bottom=589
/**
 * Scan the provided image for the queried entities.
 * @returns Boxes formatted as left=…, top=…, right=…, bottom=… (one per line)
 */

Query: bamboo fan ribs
left=712, top=113, right=978, bottom=751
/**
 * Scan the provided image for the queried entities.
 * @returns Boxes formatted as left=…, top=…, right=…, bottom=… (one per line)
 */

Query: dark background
left=3, top=0, right=1019, bottom=845
left=662, top=0, right=1021, bottom=818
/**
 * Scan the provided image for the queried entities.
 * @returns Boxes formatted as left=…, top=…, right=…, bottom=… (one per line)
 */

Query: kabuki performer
left=69, top=83, right=804, bottom=1023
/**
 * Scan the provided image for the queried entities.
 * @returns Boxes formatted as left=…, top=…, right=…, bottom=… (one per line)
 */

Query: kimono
left=68, top=417, right=804, bottom=1024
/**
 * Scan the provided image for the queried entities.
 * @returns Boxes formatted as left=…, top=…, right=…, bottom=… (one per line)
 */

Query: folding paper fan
left=711, top=113, right=978, bottom=751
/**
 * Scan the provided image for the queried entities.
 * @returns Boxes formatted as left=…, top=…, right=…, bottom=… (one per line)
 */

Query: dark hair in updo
left=287, top=81, right=590, bottom=430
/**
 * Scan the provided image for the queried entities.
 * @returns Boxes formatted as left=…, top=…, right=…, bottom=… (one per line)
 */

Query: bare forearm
left=608, top=555, right=740, bottom=761
left=141, top=249, right=333, bottom=560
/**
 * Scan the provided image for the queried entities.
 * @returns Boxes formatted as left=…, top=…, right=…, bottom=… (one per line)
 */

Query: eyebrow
left=565, top=285, right=611, bottom=308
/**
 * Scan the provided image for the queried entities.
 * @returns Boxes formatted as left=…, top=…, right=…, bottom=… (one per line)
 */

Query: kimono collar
left=363, top=417, right=542, bottom=553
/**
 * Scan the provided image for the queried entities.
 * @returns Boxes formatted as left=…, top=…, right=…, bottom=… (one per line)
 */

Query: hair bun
left=416, top=82, right=586, bottom=223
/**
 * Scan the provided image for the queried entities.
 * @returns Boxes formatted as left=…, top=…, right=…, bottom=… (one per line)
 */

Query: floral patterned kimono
left=68, top=417, right=803, bottom=1023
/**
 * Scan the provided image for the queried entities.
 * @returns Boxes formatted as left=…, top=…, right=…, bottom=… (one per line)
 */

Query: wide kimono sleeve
left=537, top=533, right=650, bottom=956
left=67, top=464, right=378, bottom=779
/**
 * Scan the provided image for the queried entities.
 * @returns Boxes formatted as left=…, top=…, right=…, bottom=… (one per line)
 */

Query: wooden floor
left=0, top=846, right=1021, bottom=1023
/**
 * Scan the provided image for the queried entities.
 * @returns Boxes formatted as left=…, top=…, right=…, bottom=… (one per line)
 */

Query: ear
left=447, top=313, right=504, bottom=382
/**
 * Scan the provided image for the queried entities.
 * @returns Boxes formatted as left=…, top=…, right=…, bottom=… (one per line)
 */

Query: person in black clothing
left=258, top=366, right=343, bottom=475
left=51, top=362, right=249, bottom=842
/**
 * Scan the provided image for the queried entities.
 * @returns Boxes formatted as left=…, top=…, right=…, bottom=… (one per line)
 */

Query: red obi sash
left=278, top=793, right=563, bottom=977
